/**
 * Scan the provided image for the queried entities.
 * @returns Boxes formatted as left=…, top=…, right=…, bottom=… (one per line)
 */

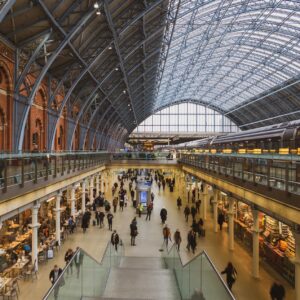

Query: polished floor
left=19, top=170, right=295, bottom=300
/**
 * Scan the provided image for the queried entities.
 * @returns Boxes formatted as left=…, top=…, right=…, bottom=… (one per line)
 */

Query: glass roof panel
left=155, top=0, right=300, bottom=112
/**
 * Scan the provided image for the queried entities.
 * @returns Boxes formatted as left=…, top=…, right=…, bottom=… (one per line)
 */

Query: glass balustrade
left=162, top=243, right=235, bottom=300
left=43, top=241, right=124, bottom=300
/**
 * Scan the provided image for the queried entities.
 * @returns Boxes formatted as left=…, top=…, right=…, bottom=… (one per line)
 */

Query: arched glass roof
left=155, top=0, right=300, bottom=112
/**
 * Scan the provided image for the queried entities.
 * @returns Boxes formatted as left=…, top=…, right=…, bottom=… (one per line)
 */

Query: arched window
left=134, top=102, right=239, bottom=133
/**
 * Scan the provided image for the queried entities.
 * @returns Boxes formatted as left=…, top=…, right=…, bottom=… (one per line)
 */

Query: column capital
left=29, top=223, right=41, bottom=229
left=56, top=190, right=63, bottom=197
left=32, top=204, right=40, bottom=211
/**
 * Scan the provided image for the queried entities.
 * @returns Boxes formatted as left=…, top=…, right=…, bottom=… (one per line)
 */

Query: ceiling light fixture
left=108, top=46, right=112, bottom=50
left=115, top=67, right=119, bottom=71
left=94, top=3, right=99, bottom=8
left=123, top=90, right=126, bottom=94
left=96, top=10, right=101, bottom=15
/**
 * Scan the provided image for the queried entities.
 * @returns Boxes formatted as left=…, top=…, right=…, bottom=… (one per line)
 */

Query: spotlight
left=115, top=67, right=119, bottom=71
left=108, top=46, right=112, bottom=50
left=123, top=90, right=126, bottom=94
left=96, top=10, right=101, bottom=15
left=94, top=3, right=99, bottom=8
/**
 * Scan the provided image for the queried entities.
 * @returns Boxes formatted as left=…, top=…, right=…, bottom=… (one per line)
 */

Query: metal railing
left=0, top=151, right=110, bottom=194
left=179, top=154, right=300, bottom=196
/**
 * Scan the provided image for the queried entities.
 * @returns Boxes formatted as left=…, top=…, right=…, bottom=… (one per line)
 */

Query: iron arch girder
left=104, top=121, right=121, bottom=150
left=39, top=0, right=130, bottom=139
left=83, top=109, right=115, bottom=150
left=55, top=46, right=110, bottom=118
left=0, top=0, right=16, bottom=22
left=98, top=115, right=119, bottom=150
left=16, top=4, right=95, bottom=152
left=103, top=0, right=138, bottom=123
left=84, top=106, right=118, bottom=151
left=15, top=32, right=52, bottom=93
left=67, top=82, right=127, bottom=151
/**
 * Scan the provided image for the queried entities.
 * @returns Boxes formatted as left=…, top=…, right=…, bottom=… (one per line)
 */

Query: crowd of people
left=46, top=169, right=286, bottom=300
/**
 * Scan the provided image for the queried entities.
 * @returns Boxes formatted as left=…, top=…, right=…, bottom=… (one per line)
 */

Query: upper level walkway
left=0, top=151, right=299, bottom=228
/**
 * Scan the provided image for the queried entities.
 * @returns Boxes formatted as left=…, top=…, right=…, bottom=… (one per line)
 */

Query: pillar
left=252, top=209, right=260, bottom=278
left=294, top=231, right=300, bottom=300
left=212, top=189, right=218, bottom=233
left=89, top=176, right=94, bottom=202
left=30, top=203, right=40, bottom=270
left=70, top=184, right=76, bottom=216
left=202, top=183, right=208, bottom=220
left=81, top=179, right=86, bottom=213
left=228, top=197, right=235, bottom=251
left=96, top=173, right=100, bottom=196
left=54, top=192, right=62, bottom=246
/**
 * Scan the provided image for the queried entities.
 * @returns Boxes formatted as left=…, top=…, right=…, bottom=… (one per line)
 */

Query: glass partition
left=162, top=243, right=235, bottom=300
left=43, top=241, right=124, bottom=300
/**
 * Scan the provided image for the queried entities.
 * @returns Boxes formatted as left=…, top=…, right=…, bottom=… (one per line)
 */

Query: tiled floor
left=18, top=170, right=295, bottom=300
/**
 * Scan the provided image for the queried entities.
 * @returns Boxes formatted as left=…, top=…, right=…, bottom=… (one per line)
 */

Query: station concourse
left=0, top=0, right=300, bottom=299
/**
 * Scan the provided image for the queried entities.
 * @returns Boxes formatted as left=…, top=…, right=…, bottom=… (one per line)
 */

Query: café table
left=3, top=242, right=20, bottom=250
left=11, top=259, right=30, bottom=277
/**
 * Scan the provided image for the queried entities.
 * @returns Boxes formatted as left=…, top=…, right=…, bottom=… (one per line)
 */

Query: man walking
left=107, top=212, right=113, bottom=231
left=145, top=202, right=153, bottom=221
left=111, top=230, right=120, bottom=251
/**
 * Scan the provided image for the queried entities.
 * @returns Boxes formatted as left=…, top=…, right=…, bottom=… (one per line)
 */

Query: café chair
left=23, top=260, right=37, bottom=282
left=38, top=251, right=47, bottom=264
left=6, top=278, right=19, bottom=294
left=3, top=287, right=18, bottom=300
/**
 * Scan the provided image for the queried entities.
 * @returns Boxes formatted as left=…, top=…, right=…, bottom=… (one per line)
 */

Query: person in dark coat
left=218, top=212, right=225, bottom=230
left=184, top=205, right=190, bottom=222
left=187, top=229, right=197, bottom=254
left=74, top=247, right=84, bottom=278
left=81, top=212, right=90, bottom=233
left=64, top=248, right=74, bottom=275
left=160, top=208, right=167, bottom=224
left=177, top=197, right=182, bottom=210
left=174, top=229, right=182, bottom=251
left=221, top=262, right=237, bottom=291
left=111, top=230, right=120, bottom=251
left=270, top=282, right=285, bottom=300
left=191, top=205, right=197, bottom=221
left=145, top=202, right=153, bottom=221
left=195, top=200, right=201, bottom=213
left=107, top=212, right=113, bottom=231
left=130, top=219, right=138, bottom=246
left=95, top=211, right=100, bottom=226
left=49, top=265, right=63, bottom=299
left=99, top=211, right=105, bottom=228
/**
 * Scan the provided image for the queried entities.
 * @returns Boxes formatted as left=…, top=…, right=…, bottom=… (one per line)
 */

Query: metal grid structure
left=155, top=0, right=300, bottom=129
left=1, top=0, right=300, bottom=151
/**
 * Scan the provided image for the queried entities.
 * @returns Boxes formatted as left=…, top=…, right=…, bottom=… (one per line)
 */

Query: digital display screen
left=140, top=191, right=147, bottom=205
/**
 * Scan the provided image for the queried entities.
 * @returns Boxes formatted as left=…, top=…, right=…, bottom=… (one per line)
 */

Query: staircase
left=83, top=257, right=181, bottom=300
